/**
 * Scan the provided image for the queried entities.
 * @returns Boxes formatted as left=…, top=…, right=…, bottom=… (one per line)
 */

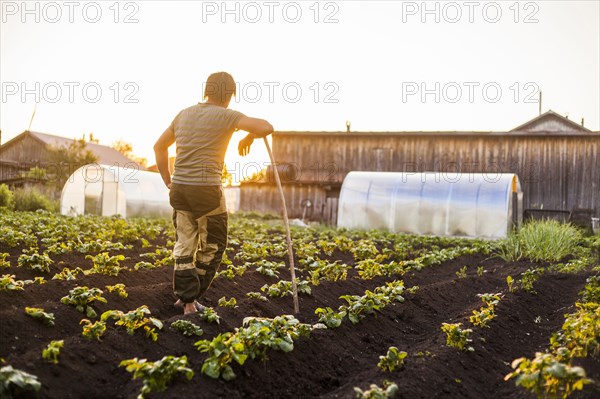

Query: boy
left=154, top=71, right=273, bottom=314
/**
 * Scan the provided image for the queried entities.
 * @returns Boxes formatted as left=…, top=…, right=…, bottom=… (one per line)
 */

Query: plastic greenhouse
left=61, top=164, right=171, bottom=218
left=337, top=171, right=522, bottom=239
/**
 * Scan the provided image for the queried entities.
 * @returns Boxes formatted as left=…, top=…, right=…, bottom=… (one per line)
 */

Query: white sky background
left=1, top=0, right=599, bottom=182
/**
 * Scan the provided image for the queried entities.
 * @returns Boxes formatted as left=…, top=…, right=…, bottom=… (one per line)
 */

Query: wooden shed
left=0, top=131, right=142, bottom=184
left=240, top=111, right=599, bottom=225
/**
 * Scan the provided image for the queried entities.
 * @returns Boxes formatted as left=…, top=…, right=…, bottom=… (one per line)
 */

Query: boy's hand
left=238, top=135, right=254, bottom=156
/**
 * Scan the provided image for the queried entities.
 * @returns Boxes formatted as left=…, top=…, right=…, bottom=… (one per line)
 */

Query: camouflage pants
left=169, top=184, right=227, bottom=303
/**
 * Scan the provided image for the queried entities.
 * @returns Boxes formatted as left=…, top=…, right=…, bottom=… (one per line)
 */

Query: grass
left=495, top=220, right=582, bottom=263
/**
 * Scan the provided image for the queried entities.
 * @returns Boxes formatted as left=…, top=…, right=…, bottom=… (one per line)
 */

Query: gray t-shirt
left=168, top=103, right=245, bottom=185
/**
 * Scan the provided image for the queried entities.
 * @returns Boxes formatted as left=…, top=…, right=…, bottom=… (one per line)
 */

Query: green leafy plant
left=195, top=315, right=312, bottom=381
left=0, top=365, right=41, bottom=398
left=354, top=380, right=399, bottom=399
left=550, top=302, right=599, bottom=359
left=254, top=259, right=284, bottom=278
left=17, top=250, right=53, bottom=273
left=246, top=292, right=268, bottom=302
left=441, top=323, right=474, bottom=352
left=315, top=307, right=347, bottom=328
left=101, top=306, right=163, bottom=341
left=308, top=259, right=351, bottom=284
left=520, top=268, right=545, bottom=293
left=340, top=281, right=406, bottom=325
left=80, top=319, right=107, bottom=341
left=120, top=356, right=194, bottom=399
left=518, top=220, right=582, bottom=263
left=494, top=232, right=523, bottom=262
left=0, top=274, right=28, bottom=291
left=52, top=267, right=85, bottom=281
left=171, top=320, right=203, bottom=337
left=106, top=283, right=128, bottom=298
left=507, top=276, right=516, bottom=293
left=476, top=266, right=485, bottom=277
left=199, top=307, right=221, bottom=324
left=217, top=297, right=237, bottom=308
left=377, top=347, right=408, bottom=372
left=261, top=279, right=312, bottom=298
left=505, top=349, right=591, bottom=399
left=60, top=286, right=107, bottom=318
left=24, top=307, right=55, bottom=326
left=86, top=252, right=126, bottom=276
left=42, top=340, right=64, bottom=364
left=134, top=261, right=157, bottom=270
left=0, top=253, right=9, bottom=269
left=580, top=276, right=600, bottom=304
left=469, top=293, right=502, bottom=328
left=455, top=266, right=468, bottom=279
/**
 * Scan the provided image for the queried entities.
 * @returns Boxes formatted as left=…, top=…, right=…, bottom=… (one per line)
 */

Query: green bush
left=0, top=184, right=14, bottom=209
left=519, top=220, right=582, bottom=262
left=495, top=220, right=582, bottom=263
left=13, top=187, right=57, bottom=212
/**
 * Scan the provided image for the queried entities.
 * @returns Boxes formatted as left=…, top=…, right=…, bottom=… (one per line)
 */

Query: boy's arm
left=153, top=127, right=175, bottom=188
left=236, top=116, right=274, bottom=156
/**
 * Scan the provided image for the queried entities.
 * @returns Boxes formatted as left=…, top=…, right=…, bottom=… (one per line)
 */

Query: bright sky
left=1, top=0, right=599, bottom=182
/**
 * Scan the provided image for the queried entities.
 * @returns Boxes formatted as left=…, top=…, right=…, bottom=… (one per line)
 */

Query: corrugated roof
left=18, top=131, right=143, bottom=168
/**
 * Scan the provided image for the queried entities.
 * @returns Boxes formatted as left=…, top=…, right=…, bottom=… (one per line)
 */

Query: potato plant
left=520, top=268, right=545, bottom=293
left=0, top=275, right=29, bottom=291
left=80, top=319, right=107, bottom=341
left=0, top=365, right=41, bottom=398
left=42, top=340, right=64, bottom=364
left=505, top=350, right=591, bottom=399
left=246, top=292, right=268, bottom=302
left=0, top=253, right=9, bottom=269
left=440, top=323, right=474, bottom=352
left=60, top=286, right=107, bottom=318
left=171, top=320, right=203, bottom=337
left=315, top=307, right=347, bottom=328
left=105, top=283, right=128, bottom=298
left=354, top=381, right=398, bottom=399
left=17, top=250, right=53, bottom=273
left=341, top=281, right=406, bottom=324
left=86, top=252, right=126, bottom=276
left=377, top=347, right=408, bottom=372
left=120, top=355, right=194, bottom=399
left=217, top=297, right=237, bottom=308
left=308, top=259, right=351, bottom=285
left=195, top=315, right=313, bottom=381
left=199, top=307, right=221, bottom=324
left=24, top=307, right=55, bottom=326
left=101, top=306, right=163, bottom=341
left=469, top=293, right=502, bottom=328
left=52, top=267, right=85, bottom=281
left=550, top=302, right=599, bottom=358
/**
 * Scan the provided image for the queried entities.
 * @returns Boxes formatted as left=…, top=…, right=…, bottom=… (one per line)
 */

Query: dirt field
left=0, top=212, right=598, bottom=399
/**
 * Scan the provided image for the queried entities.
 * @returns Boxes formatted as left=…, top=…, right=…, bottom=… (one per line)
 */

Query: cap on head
left=204, top=72, right=236, bottom=106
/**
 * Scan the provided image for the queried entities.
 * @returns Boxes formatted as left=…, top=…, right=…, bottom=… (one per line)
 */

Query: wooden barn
left=0, top=131, right=142, bottom=186
left=239, top=111, right=599, bottom=225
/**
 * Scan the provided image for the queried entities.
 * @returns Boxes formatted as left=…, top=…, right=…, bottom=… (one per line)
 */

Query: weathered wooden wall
left=0, top=136, right=48, bottom=181
left=240, top=131, right=599, bottom=224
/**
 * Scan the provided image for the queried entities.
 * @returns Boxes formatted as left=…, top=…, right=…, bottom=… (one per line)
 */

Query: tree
left=46, top=138, right=99, bottom=190
left=112, top=140, right=148, bottom=168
